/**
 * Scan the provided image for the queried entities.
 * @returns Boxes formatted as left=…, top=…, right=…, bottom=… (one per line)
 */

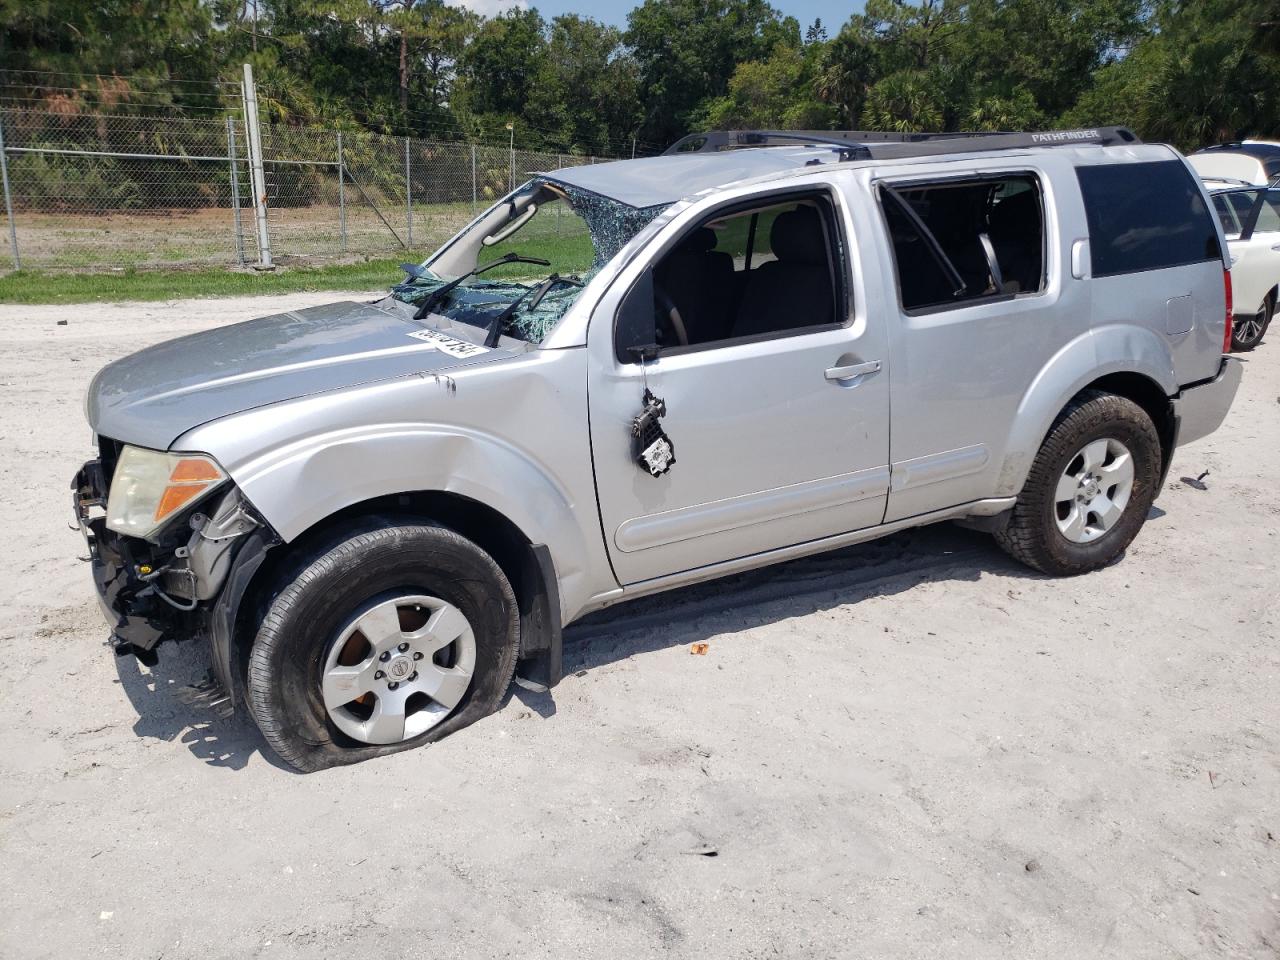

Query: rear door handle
left=825, top=360, right=881, bottom=381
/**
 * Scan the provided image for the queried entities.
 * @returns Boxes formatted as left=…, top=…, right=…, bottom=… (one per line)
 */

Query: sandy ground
left=0, top=292, right=1276, bottom=960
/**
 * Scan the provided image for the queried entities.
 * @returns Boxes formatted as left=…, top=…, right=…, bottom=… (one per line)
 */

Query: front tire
left=1231, top=295, right=1273, bottom=351
left=247, top=522, right=519, bottom=772
left=995, top=391, right=1161, bottom=576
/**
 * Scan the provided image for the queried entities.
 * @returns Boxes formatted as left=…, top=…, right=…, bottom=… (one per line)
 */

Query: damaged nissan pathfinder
left=73, top=128, right=1243, bottom=771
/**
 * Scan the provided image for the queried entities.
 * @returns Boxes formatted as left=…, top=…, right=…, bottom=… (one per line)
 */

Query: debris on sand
left=1180, top=469, right=1210, bottom=490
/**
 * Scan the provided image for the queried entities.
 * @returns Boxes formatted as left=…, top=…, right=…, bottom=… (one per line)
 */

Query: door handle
left=825, top=360, right=881, bottom=381
left=1271, top=242, right=1280, bottom=251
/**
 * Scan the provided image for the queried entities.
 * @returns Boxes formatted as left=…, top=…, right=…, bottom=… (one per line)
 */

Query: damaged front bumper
left=72, top=452, right=276, bottom=713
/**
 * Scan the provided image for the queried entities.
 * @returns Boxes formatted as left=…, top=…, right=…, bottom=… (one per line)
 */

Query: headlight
left=105, top=446, right=227, bottom=540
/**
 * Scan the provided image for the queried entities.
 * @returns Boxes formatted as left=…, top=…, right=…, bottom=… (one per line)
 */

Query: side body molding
left=994, top=325, right=1177, bottom=497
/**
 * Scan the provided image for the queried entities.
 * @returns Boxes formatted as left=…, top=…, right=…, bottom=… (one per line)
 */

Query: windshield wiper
left=412, top=252, right=551, bottom=320
left=482, top=273, right=584, bottom=347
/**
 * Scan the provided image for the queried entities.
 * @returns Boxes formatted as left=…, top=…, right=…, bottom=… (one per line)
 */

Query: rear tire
left=1231, top=294, right=1273, bottom=351
left=247, top=522, right=518, bottom=772
left=995, top=391, right=1161, bottom=576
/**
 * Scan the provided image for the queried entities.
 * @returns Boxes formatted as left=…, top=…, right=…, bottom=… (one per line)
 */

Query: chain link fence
left=0, top=103, right=617, bottom=273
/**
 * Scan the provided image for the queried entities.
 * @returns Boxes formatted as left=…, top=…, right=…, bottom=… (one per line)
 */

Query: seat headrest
left=989, top=189, right=1040, bottom=232
left=679, top=227, right=718, bottom=254
left=770, top=207, right=825, bottom=263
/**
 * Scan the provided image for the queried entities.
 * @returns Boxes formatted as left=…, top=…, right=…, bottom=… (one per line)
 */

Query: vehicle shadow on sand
left=559, top=524, right=1046, bottom=677
left=113, top=643, right=292, bottom=772
left=116, top=517, right=1154, bottom=771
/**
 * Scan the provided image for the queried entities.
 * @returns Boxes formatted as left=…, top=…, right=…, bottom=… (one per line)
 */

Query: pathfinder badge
left=632, top=389, right=675, bottom=477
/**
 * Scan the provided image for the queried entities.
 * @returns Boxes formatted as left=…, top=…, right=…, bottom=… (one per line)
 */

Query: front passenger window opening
left=882, top=174, right=1046, bottom=313
left=617, top=192, right=846, bottom=361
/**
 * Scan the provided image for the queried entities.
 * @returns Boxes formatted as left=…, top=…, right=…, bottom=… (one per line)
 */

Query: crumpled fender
left=181, top=418, right=597, bottom=624
left=994, top=325, right=1177, bottom=497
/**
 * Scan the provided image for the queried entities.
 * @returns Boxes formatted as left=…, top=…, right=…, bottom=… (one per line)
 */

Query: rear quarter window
left=1076, top=160, right=1222, bottom=276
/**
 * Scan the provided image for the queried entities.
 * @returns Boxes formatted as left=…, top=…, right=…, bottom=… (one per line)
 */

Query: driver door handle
left=825, top=360, right=881, bottom=382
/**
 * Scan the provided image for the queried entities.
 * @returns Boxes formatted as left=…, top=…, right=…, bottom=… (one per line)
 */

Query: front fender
left=996, top=325, right=1176, bottom=496
left=174, top=347, right=608, bottom=623
left=227, top=424, right=596, bottom=620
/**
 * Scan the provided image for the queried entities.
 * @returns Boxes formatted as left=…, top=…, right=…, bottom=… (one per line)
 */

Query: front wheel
left=1231, top=295, right=1273, bottom=351
left=247, top=522, right=519, bottom=772
left=995, top=391, right=1161, bottom=576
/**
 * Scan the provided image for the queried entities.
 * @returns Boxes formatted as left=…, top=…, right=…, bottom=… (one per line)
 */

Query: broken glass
left=392, top=178, right=668, bottom=345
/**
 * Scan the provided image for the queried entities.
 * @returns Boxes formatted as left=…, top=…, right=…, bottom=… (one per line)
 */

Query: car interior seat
left=986, top=188, right=1044, bottom=294
left=654, top=227, right=735, bottom=344
left=732, top=206, right=835, bottom=337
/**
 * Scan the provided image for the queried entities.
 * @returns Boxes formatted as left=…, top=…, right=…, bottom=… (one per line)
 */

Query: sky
left=453, top=0, right=864, bottom=33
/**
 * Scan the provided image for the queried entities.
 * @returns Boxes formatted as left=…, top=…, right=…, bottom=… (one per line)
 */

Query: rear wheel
left=995, top=391, right=1161, bottom=575
left=247, top=522, right=518, bottom=772
left=1232, top=294, right=1273, bottom=351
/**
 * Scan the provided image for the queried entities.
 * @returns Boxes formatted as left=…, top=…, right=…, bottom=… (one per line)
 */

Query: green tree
left=454, top=8, right=547, bottom=118
left=696, top=43, right=836, bottom=129
left=864, top=70, right=946, bottom=130
left=1065, top=0, right=1280, bottom=148
left=626, top=0, right=794, bottom=147
left=526, top=15, right=643, bottom=154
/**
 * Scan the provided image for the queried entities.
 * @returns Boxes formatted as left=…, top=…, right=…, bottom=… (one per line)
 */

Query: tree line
left=2, top=0, right=1277, bottom=156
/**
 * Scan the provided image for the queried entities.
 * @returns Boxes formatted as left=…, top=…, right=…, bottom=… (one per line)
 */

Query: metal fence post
left=470, top=144, right=477, bottom=215
left=0, top=114, right=20, bottom=271
left=241, top=63, right=273, bottom=270
left=226, top=116, right=246, bottom=266
left=401, top=136, right=412, bottom=248
left=336, top=132, right=347, bottom=253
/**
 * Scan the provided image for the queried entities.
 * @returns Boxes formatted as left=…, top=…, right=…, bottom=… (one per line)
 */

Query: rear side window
left=1076, top=160, right=1221, bottom=276
left=880, top=173, right=1046, bottom=312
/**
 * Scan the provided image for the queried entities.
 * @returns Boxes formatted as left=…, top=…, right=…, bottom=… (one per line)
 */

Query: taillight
left=1223, top=267, right=1233, bottom=353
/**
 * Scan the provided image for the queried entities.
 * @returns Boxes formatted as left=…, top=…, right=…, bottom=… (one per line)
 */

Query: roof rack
left=663, top=127, right=1141, bottom=159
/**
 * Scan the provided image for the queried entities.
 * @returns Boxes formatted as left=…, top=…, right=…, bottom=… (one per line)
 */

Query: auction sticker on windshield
left=407, top=329, right=491, bottom=358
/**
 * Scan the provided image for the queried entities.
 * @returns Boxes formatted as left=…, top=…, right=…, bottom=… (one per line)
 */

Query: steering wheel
left=654, top=284, right=690, bottom=347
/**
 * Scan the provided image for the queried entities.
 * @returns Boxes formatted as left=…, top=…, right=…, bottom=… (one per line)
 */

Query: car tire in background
left=247, top=521, right=519, bottom=772
left=1231, top=294, right=1273, bottom=352
left=995, top=391, right=1162, bottom=576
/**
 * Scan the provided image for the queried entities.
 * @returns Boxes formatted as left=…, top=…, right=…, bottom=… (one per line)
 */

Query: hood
left=87, top=298, right=513, bottom=450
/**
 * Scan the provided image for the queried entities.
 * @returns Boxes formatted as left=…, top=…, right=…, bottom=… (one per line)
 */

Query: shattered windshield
left=392, top=178, right=669, bottom=344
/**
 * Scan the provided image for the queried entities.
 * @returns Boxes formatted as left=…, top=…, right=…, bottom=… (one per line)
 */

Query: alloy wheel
left=1053, top=437, right=1135, bottom=544
left=321, top=594, right=476, bottom=745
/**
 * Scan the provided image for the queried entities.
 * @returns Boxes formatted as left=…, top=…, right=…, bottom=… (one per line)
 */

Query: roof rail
left=663, top=129, right=995, bottom=155
left=663, top=127, right=1141, bottom=159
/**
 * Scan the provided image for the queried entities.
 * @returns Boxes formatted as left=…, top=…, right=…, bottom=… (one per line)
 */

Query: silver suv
left=73, top=127, right=1242, bottom=771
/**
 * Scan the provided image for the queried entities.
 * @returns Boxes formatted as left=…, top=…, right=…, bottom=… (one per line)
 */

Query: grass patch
left=0, top=260, right=405, bottom=305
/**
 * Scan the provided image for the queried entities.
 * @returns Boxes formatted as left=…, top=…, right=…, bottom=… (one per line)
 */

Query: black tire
left=1231, top=294, right=1273, bottom=352
left=247, top=522, right=518, bottom=772
left=995, top=391, right=1161, bottom=576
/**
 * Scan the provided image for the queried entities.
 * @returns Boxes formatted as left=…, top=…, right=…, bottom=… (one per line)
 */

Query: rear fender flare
left=995, top=326, right=1176, bottom=497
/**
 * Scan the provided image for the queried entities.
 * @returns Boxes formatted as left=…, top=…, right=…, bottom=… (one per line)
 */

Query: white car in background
left=1207, top=183, right=1280, bottom=350
left=1190, top=141, right=1280, bottom=186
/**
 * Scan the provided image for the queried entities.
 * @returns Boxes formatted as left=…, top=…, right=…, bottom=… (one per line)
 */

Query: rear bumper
left=1174, top=355, right=1243, bottom=447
